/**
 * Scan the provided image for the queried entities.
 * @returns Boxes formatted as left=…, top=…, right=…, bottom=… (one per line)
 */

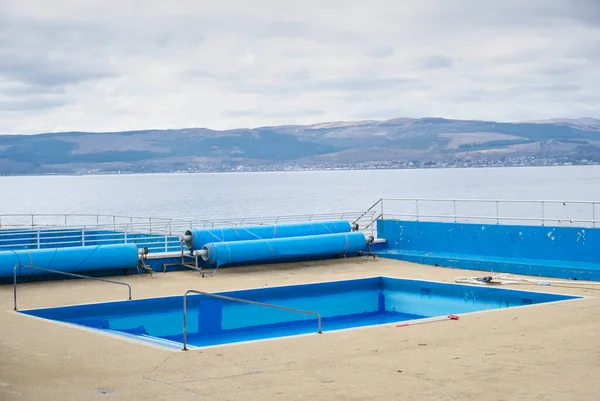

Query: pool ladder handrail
left=182, top=289, right=322, bottom=351
left=13, top=264, right=132, bottom=311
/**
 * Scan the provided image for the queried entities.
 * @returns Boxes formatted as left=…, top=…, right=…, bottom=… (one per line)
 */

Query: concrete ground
left=1, top=257, right=600, bottom=401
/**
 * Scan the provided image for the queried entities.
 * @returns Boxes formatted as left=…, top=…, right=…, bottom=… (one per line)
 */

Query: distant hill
left=1, top=117, right=600, bottom=174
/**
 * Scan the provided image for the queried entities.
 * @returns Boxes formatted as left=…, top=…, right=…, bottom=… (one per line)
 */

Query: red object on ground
left=448, top=314, right=459, bottom=320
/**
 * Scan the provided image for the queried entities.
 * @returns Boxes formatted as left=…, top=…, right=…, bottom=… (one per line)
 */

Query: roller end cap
left=183, top=230, right=194, bottom=250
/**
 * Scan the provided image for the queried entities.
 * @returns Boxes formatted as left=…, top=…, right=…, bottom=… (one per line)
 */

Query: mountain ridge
left=1, top=117, right=599, bottom=175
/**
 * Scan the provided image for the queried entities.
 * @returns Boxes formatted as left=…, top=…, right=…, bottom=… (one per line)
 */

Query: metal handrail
left=13, top=264, right=132, bottom=311
left=182, top=289, right=322, bottom=351
left=379, top=197, right=600, bottom=204
left=0, top=211, right=370, bottom=228
left=383, top=213, right=598, bottom=224
left=0, top=211, right=374, bottom=251
left=363, top=213, right=383, bottom=231
left=370, top=198, right=600, bottom=229
left=351, top=200, right=381, bottom=233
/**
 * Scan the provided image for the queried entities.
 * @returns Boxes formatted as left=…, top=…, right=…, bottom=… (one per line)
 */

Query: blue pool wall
left=376, top=219, right=600, bottom=281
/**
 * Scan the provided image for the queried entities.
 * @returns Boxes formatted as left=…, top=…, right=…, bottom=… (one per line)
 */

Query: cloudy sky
left=0, top=0, right=598, bottom=134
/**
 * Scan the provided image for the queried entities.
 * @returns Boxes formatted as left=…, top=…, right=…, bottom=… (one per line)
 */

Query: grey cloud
left=311, top=77, right=417, bottom=92
left=224, top=108, right=324, bottom=118
left=538, top=83, right=582, bottom=92
left=447, top=83, right=584, bottom=103
left=0, top=16, right=116, bottom=88
left=564, top=0, right=600, bottom=26
left=0, top=0, right=598, bottom=133
left=420, top=55, right=454, bottom=69
left=0, top=56, right=114, bottom=87
left=1, top=84, right=66, bottom=97
left=286, top=70, right=312, bottom=81
left=187, top=69, right=418, bottom=94
left=234, top=76, right=418, bottom=95
left=0, top=97, right=67, bottom=112
left=240, top=19, right=359, bottom=42
left=364, top=45, right=395, bottom=59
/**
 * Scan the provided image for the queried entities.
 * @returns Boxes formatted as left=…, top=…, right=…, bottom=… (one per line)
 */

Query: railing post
left=371, top=213, right=375, bottom=238
left=124, top=225, right=128, bottom=243
left=113, top=216, right=116, bottom=231
left=96, top=215, right=99, bottom=228
left=149, top=218, right=152, bottom=234
left=415, top=199, right=419, bottom=221
left=453, top=200, right=457, bottom=223
left=496, top=201, right=499, bottom=225
left=183, top=294, right=189, bottom=351
left=37, top=229, right=40, bottom=249
left=31, top=214, right=34, bottom=227
left=14, top=266, right=19, bottom=310
left=64, top=214, right=67, bottom=226
left=380, top=198, right=384, bottom=219
left=593, top=202, right=597, bottom=228
left=82, top=228, right=86, bottom=246
left=541, top=201, right=545, bottom=227
left=165, top=231, right=168, bottom=252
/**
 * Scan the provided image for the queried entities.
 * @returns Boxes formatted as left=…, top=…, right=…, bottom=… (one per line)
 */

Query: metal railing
left=0, top=211, right=374, bottom=230
left=362, top=198, right=599, bottom=232
left=0, top=211, right=375, bottom=252
left=2, top=198, right=596, bottom=251
left=0, top=213, right=176, bottom=230
left=13, top=264, right=132, bottom=311
left=0, top=226, right=182, bottom=253
left=182, top=289, right=322, bottom=351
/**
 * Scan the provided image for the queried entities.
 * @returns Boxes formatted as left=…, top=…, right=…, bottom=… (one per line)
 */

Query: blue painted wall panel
left=378, top=220, right=599, bottom=263
left=377, top=219, right=600, bottom=280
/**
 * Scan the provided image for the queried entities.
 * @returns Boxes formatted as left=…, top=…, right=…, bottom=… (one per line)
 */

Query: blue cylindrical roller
left=0, top=243, right=140, bottom=278
left=184, top=220, right=352, bottom=251
left=201, top=232, right=367, bottom=266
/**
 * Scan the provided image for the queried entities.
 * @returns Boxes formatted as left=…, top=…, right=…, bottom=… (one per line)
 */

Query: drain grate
left=94, top=388, right=116, bottom=395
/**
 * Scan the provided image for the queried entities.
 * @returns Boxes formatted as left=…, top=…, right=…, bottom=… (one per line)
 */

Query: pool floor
left=19, top=276, right=579, bottom=349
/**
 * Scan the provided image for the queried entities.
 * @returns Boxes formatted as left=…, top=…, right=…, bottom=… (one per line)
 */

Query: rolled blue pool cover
left=0, top=243, right=140, bottom=278
left=202, top=232, right=367, bottom=266
left=185, top=220, right=352, bottom=251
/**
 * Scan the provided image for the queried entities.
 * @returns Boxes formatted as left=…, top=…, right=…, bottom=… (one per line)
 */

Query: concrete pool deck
left=1, top=257, right=600, bottom=401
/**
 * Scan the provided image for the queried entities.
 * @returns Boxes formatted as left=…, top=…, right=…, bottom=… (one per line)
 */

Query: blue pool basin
left=19, top=276, right=580, bottom=349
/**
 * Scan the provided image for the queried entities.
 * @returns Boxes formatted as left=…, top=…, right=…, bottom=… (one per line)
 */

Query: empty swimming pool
left=18, top=276, right=579, bottom=350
